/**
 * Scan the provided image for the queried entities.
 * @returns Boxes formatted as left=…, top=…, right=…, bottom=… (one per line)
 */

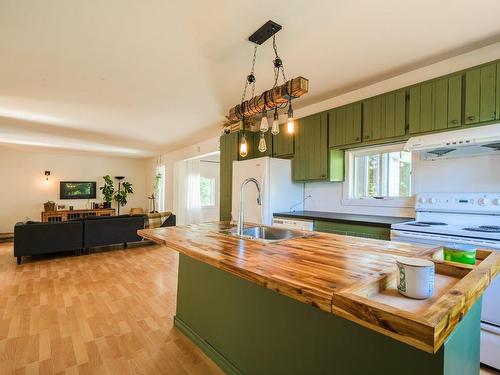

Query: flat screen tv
left=60, top=181, right=97, bottom=200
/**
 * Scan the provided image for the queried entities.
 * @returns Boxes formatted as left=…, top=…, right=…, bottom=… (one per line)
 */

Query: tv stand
left=41, top=208, right=115, bottom=222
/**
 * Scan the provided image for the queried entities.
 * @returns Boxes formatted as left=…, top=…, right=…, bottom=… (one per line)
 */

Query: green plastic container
left=443, top=244, right=477, bottom=265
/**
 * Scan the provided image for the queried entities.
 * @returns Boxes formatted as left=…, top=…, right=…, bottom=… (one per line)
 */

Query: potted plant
left=99, top=175, right=114, bottom=208
left=114, top=181, right=133, bottom=210
left=44, top=200, right=56, bottom=212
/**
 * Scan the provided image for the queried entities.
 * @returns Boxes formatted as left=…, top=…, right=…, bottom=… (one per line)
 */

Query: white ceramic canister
left=396, top=257, right=435, bottom=299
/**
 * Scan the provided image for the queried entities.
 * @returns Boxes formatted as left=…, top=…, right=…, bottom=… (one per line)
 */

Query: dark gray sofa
left=14, top=213, right=176, bottom=264
left=14, top=220, right=84, bottom=264
left=82, top=214, right=146, bottom=252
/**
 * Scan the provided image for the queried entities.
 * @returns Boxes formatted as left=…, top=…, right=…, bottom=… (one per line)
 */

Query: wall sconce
left=44, top=171, right=50, bottom=184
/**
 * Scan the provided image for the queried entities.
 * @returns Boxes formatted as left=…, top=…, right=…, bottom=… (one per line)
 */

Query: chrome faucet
left=237, top=177, right=262, bottom=236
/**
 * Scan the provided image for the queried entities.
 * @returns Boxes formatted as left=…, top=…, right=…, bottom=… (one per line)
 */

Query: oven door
left=391, top=229, right=500, bottom=249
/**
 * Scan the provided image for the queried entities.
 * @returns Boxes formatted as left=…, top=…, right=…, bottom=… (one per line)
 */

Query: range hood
left=404, top=123, right=500, bottom=160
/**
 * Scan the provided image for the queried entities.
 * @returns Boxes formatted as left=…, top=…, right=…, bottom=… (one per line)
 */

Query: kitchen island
left=139, top=222, right=500, bottom=375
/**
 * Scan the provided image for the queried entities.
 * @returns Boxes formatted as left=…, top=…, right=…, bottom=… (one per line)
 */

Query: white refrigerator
left=231, top=157, right=304, bottom=226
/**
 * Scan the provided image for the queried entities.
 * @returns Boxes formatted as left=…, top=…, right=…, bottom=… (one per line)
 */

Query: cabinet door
left=362, top=90, right=406, bottom=141
left=293, top=113, right=328, bottom=181
left=409, top=74, right=463, bottom=134
left=328, top=103, right=362, bottom=147
left=252, top=131, right=272, bottom=158
left=219, top=132, right=239, bottom=221
left=465, top=64, right=497, bottom=125
left=272, top=123, right=294, bottom=157
left=497, top=63, right=500, bottom=120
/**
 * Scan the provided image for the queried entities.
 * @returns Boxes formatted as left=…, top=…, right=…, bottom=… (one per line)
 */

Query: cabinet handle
left=320, top=174, right=326, bottom=178
left=364, top=135, right=370, bottom=140
left=354, top=137, right=360, bottom=142
left=450, top=119, right=459, bottom=125
left=466, top=115, right=476, bottom=121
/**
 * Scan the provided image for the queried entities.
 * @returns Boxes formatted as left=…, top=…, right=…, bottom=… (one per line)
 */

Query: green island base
left=174, top=254, right=481, bottom=375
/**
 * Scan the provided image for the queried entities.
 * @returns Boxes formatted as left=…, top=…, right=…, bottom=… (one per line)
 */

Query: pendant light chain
left=240, top=44, right=258, bottom=108
left=272, top=34, right=287, bottom=88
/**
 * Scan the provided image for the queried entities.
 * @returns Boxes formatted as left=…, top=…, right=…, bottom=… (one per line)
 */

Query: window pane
left=200, top=177, right=215, bottom=207
left=352, top=149, right=411, bottom=199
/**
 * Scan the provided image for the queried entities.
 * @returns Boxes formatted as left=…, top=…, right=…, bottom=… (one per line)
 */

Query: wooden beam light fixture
left=229, top=21, right=309, bottom=157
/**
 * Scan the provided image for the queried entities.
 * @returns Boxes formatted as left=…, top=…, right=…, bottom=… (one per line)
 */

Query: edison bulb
left=260, top=114, right=269, bottom=132
left=239, top=134, right=248, bottom=157
left=258, top=133, right=267, bottom=153
left=271, top=110, right=279, bottom=135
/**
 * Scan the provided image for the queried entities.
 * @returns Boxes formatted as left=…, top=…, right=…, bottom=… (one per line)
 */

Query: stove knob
left=478, top=198, right=489, bottom=206
left=493, top=198, right=500, bottom=206
left=418, top=197, right=427, bottom=204
left=428, top=198, right=437, bottom=204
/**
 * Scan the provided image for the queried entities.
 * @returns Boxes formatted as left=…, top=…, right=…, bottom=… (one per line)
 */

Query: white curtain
left=185, top=159, right=202, bottom=224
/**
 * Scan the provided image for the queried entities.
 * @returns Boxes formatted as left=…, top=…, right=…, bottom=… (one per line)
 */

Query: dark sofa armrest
left=161, top=214, right=176, bottom=227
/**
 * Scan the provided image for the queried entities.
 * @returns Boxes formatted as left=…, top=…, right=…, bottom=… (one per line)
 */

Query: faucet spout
left=237, top=177, right=262, bottom=236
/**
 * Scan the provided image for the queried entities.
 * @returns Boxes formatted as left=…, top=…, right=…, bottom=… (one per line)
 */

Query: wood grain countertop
left=138, top=222, right=500, bottom=353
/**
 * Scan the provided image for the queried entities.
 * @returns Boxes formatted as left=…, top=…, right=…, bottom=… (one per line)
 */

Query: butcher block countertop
left=138, top=222, right=500, bottom=353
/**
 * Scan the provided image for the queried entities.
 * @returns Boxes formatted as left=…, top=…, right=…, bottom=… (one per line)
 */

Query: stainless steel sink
left=223, top=225, right=314, bottom=243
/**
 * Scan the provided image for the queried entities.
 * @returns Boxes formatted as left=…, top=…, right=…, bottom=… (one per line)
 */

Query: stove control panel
left=416, top=193, right=500, bottom=214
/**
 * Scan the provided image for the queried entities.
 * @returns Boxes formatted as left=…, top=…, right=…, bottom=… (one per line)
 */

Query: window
left=345, top=144, right=413, bottom=206
left=155, top=165, right=165, bottom=212
left=200, top=176, right=216, bottom=207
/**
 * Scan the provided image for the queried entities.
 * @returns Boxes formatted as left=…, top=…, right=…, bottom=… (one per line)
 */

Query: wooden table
left=139, top=222, right=500, bottom=374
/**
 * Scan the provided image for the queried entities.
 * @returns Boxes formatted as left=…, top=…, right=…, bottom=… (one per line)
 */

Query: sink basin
left=223, top=225, right=314, bottom=243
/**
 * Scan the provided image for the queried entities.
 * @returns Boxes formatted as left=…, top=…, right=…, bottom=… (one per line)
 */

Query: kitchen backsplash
left=304, top=153, right=500, bottom=217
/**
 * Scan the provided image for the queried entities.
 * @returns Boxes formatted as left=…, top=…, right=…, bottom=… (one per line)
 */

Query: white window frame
left=342, top=143, right=415, bottom=208
left=200, top=176, right=217, bottom=208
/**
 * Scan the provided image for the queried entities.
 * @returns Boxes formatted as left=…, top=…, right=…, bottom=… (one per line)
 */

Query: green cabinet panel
left=329, top=149, right=344, bottom=182
left=328, top=103, right=362, bottom=147
left=409, top=74, right=463, bottom=134
left=448, top=75, right=462, bottom=128
left=465, top=63, right=497, bottom=125
left=252, top=131, right=273, bottom=158
left=362, top=90, right=406, bottom=142
left=497, top=63, right=500, bottom=120
left=313, top=220, right=390, bottom=240
left=272, top=123, right=294, bottom=157
left=219, top=132, right=239, bottom=221
left=293, top=113, right=328, bottom=181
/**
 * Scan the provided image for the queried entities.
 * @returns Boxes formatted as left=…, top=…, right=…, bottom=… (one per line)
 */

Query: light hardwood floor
left=0, top=241, right=223, bottom=374
left=0, top=241, right=498, bottom=375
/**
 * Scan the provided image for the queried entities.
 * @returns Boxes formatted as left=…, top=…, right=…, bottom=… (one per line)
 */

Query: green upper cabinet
left=272, top=123, right=294, bottom=158
left=497, top=63, right=500, bottom=121
left=219, top=132, right=239, bottom=221
left=464, top=63, right=497, bottom=125
left=293, top=112, right=328, bottom=181
left=252, top=131, right=273, bottom=158
left=409, top=74, right=462, bottom=134
left=328, top=103, right=362, bottom=147
left=362, top=90, right=406, bottom=142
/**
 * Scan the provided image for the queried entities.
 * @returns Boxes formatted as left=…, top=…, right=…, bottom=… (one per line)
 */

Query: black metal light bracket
left=248, top=20, right=282, bottom=45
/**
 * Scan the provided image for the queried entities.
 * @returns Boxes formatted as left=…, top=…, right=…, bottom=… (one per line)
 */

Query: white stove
left=391, top=192, right=500, bottom=370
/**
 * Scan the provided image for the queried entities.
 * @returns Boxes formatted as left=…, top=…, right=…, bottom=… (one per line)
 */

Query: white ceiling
left=1, top=0, right=500, bottom=157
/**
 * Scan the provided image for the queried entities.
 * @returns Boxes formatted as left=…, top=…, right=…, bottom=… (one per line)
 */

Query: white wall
left=0, top=146, right=148, bottom=233
left=305, top=153, right=500, bottom=218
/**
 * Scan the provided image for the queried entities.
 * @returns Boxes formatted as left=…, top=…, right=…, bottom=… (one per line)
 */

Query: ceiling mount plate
left=248, top=20, right=282, bottom=45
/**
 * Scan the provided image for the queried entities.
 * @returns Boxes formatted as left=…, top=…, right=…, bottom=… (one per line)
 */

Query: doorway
left=175, top=152, right=220, bottom=225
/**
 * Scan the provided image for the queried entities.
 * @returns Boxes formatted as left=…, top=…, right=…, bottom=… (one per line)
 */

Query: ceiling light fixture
left=230, top=20, right=308, bottom=157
